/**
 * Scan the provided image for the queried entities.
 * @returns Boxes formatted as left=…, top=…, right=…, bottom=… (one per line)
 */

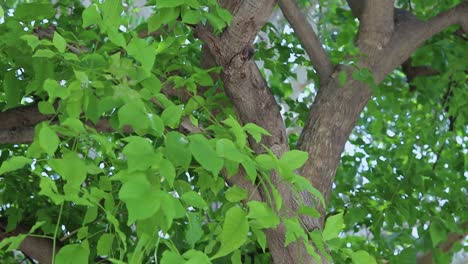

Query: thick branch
left=0, top=222, right=56, bottom=264
left=278, top=0, right=333, bottom=82
left=373, top=2, right=468, bottom=82
left=297, top=75, right=372, bottom=226
left=356, top=0, right=395, bottom=50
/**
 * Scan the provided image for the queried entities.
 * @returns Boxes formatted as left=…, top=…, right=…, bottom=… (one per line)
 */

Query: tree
left=0, top=0, right=466, bottom=263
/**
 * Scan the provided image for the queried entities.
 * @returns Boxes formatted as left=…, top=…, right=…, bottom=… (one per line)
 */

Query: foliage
left=0, top=0, right=466, bottom=263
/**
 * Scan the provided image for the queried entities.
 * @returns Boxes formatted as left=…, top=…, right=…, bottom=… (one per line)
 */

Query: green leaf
left=182, top=9, right=201, bottom=25
left=160, top=158, right=176, bottom=187
left=39, top=124, right=59, bottom=156
left=216, top=139, right=245, bottom=162
left=119, top=174, right=161, bottom=224
left=49, top=153, right=87, bottom=192
left=157, top=0, right=185, bottom=8
left=284, top=217, right=307, bottom=246
left=43, top=79, right=70, bottom=102
left=20, top=35, right=40, bottom=51
left=55, top=244, right=90, bottom=264
left=0, top=235, right=27, bottom=251
left=33, top=49, right=56, bottom=58
left=38, top=101, right=56, bottom=115
left=247, top=201, right=280, bottom=229
left=292, top=176, right=325, bottom=207
left=161, top=251, right=185, bottom=264
left=322, top=212, right=344, bottom=241
left=212, top=207, right=249, bottom=259
left=429, top=221, right=447, bottom=247
left=351, top=250, right=377, bottom=264
left=118, top=100, right=150, bottom=133
left=15, top=3, right=54, bottom=20
left=183, top=250, right=211, bottom=264
left=165, top=132, right=192, bottom=169
left=122, top=137, right=155, bottom=172
left=0, top=6, right=4, bottom=19
left=298, top=206, right=321, bottom=218
left=53, top=32, right=66, bottom=53
left=251, top=228, right=267, bottom=252
left=181, top=191, right=208, bottom=210
left=243, top=123, right=271, bottom=143
left=82, top=4, right=101, bottom=28
left=97, top=234, right=114, bottom=256
left=223, top=117, right=247, bottom=149
left=189, top=134, right=223, bottom=176
left=125, top=38, right=156, bottom=75
left=215, top=6, right=233, bottom=25
left=39, top=176, right=64, bottom=204
left=162, top=105, right=184, bottom=129
left=0, top=156, right=32, bottom=175
left=3, top=71, right=23, bottom=110
left=241, top=158, right=257, bottom=183
left=83, top=206, right=98, bottom=224
left=255, top=154, right=277, bottom=170
left=280, top=150, right=308, bottom=170
left=225, top=186, right=247, bottom=202
left=185, top=212, right=203, bottom=248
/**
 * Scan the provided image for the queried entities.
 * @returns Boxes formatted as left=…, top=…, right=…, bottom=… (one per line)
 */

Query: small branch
left=278, top=0, right=333, bottom=82
left=416, top=222, right=468, bottom=264
left=356, top=0, right=395, bottom=49
left=401, top=57, right=439, bottom=91
left=33, top=25, right=87, bottom=55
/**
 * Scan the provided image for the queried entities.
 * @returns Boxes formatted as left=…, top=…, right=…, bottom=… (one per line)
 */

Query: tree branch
left=278, top=0, right=333, bottom=82
left=373, top=2, right=468, bottom=82
left=0, top=221, right=56, bottom=264
left=356, top=0, right=395, bottom=50
left=416, top=222, right=468, bottom=264
left=401, top=57, right=439, bottom=92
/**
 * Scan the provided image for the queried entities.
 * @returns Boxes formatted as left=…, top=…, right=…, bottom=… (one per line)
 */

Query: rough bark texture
left=1, top=1, right=467, bottom=263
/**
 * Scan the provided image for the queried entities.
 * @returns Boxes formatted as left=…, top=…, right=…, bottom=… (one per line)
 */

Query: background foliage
left=0, top=0, right=466, bottom=263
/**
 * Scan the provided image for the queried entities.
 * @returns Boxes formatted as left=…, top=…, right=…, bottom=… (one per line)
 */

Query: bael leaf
left=39, top=124, right=59, bottom=156
left=122, top=137, right=155, bottom=172
left=247, top=201, right=280, bottom=229
left=284, top=217, right=307, bottom=246
left=181, top=191, right=208, bottom=210
left=216, top=139, right=245, bottom=163
left=82, top=4, right=101, bottom=27
left=162, top=105, right=184, bottom=129
left=0, top=156, right=32, bottom=175
left=159, top=158, right=176, bottom=187
left=55, top=244, right=90, bottom=264
left=225, top=186, right=247, bottom=202
left=157, top=0, right=185, bottom=8
left=53, top=32, right=66, bottom=53
left=351, top=250, right=377, bottom=264
left=212, top=207, right=249, bottom=259
left=280, top=150, right=308, bottom=170
left=97, top=234, right=114, bottom=256
left=165, top=132, right=192, bottom=169
left=243, top=123, right=271, bottom=143
left=322, top=212, right=344, bottom=241
left=189, top=134, right=223, bottom=176
left=15, top=3, right=54, bottom=20
left=119, top=174, right=162, bottom=224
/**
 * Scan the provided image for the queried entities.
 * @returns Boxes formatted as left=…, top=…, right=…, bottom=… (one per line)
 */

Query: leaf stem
left=52, top=202, right=64, bottom=264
